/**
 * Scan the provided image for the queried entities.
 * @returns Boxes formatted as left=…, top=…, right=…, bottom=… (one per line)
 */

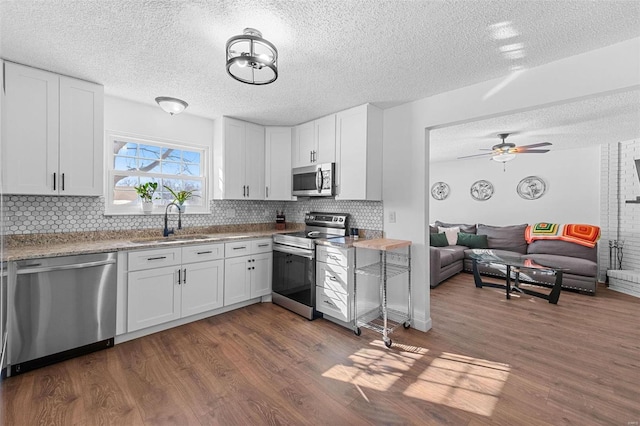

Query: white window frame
left=104, top=130, right=210, bottom=215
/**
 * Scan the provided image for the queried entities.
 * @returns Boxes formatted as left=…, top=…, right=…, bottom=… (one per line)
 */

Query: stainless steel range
left=272, top=212, right=349, bottom=320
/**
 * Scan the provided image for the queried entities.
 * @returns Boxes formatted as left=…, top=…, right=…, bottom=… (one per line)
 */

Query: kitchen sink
left=130, top=234, right=212, bottom=244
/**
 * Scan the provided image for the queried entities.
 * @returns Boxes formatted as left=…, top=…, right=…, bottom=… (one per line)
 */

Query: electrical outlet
left=225, top=209, right=236, bottom=218
left=389, top=211, right=396, bottom=223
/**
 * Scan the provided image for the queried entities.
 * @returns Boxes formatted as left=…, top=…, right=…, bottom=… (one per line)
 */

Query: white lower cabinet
left=316, top=246, right=354, bottom=323
left=126, top=244, right=224, bottom=332
left=224, top=239, right=272, bottom=306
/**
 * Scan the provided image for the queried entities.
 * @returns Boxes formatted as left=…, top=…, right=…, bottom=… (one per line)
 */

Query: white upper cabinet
left=335, top=104, right=383, bottom=200
left=292, top=114, right=336, bottom=168
left=1, top=61, right=104, bottom=195
left=213, top=117, right=265, bottom=200
left=265, top=126, right=294, bottom=200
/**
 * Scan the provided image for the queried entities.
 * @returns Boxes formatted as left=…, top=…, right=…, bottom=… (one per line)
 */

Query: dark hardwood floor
left=2, top=273, right=640, bottom=425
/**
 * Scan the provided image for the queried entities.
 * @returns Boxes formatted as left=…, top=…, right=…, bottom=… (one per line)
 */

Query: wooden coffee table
left=467, top=250, right=564, bottom=304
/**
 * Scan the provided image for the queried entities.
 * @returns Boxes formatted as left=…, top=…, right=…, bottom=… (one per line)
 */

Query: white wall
left=429, top=146, right=601, bottom=226
left=383, top=37, right=640, bottom=332
left=104, top=96, right=214, bottom=148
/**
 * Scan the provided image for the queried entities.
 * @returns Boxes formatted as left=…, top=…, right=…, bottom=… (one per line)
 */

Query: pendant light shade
left=155, top=97, right=188, bottom=115
left=226, top=28, right=278, bottom=85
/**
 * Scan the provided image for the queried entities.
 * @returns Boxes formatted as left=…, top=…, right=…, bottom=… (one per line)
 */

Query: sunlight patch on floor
left=321, top=340, right=428, bottom=392
left=403, top=352, right=510, bottom=417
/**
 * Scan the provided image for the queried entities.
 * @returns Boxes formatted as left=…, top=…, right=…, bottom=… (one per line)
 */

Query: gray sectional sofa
left=429, top=221, right=599, bottom=294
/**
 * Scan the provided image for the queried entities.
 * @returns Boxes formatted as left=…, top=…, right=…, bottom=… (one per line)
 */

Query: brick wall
left=600, top=139, right=640, bottom=280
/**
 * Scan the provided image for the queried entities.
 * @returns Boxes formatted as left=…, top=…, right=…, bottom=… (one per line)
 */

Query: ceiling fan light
left=492, top=153, right=517, bottom=163
left=155, top=96, right=188, bottom=115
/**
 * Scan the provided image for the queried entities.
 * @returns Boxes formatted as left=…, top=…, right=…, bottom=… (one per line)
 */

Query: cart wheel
left=403, top=321, right=411, bottom=329
left=354, top=327, right=361, bottom=336
left=384, top=339, right=392, bottom=348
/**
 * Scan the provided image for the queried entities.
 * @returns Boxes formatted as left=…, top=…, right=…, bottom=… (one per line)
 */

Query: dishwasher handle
left=16, top=259, right=116, bottom=274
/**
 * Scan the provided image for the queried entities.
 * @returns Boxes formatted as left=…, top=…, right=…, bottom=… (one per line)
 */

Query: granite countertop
left=2, top=224, right=303, bottom=262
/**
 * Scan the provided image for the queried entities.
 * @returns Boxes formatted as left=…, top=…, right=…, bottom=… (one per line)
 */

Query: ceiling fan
left=458, top=133, right=552, bottom=163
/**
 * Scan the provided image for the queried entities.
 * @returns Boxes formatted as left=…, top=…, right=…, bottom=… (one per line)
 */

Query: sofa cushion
left=435, top=220, right=477, bottom=234
left=527, top=240, right=597, bottom=262
left=438, top=226, right=460, bottom=245
left=457, top=232, right=488, bottom=249
left=477, top=224, right=528, bottom=254
left=523, top=254, right=597, bottom=277
left=430, top=233, right=449, bottom=247
left=437, top=245, right=466, bottom=267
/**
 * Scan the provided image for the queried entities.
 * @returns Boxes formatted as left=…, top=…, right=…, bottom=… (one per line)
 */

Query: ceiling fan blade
left=457, top=152, right=495, bottom=159
left=516, top=142, right=552, bottom=149
left=514, top=149, right=551, bottom=154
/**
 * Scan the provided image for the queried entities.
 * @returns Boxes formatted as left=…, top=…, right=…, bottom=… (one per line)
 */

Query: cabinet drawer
left=128, top=248, right=182, bottom=271
left=317, top=245, right=350, bottom=268
left=225, top=240, right=252, bottom=257
left=316, top=262, right=350, bottom=294
left=182, top=243, right=224, bottom=263
left=316, top=286, right=350, bottom=323
left=251, top=239, right=272, bottom=254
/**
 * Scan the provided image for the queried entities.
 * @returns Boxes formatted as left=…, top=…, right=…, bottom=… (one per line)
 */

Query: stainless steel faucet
left=163, top=202, right=182, bottom=237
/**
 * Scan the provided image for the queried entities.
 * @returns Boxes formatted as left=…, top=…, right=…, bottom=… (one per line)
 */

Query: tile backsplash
left=1, top=195, right=383, bottom=235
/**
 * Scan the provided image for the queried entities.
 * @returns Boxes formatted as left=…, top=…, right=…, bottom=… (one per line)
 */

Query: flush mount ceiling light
left=226, top=28, right=278, bottom=85
left=155, top=97, right=188, bottom=115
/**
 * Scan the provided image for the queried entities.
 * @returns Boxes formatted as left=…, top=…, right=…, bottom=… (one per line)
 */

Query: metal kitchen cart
left=352, top=238, right=411, bottom=348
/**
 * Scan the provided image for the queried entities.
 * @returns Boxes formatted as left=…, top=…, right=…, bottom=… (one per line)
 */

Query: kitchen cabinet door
left=127, top=266, right=181, bottom=332
left=251, top=252, right=272, bottom=298
left=58, top=76, right=104, bottom=196
left=181, top=259, right=224, bottom=317
left=223, top=118, right=246, bottom=199
left=224, top=255, right=252, bottom=306
left=335, top=104, right=382, bottom=200
left=265, top=126, right=294, bottom=200
left=293, top=121, right=315, bottom=168
left=244, top=122, right=265, bottom=199
left=314, top=114, right=336, bottom=164
left=1, top=62, right=59, bottom=194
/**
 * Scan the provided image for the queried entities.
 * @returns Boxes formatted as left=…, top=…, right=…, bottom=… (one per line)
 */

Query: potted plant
left=134, top=182, right=158, bottom=214
left=164, top=185, right=194, bottom=212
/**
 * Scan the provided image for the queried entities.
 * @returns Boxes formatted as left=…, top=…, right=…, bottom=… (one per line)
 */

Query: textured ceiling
left=430, top=89, right=640, bottom=162
left=1, top=0, right=639, bottom=128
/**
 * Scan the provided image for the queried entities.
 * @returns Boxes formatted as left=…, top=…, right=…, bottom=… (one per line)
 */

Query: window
left=106, top=132, right=209, bottom=214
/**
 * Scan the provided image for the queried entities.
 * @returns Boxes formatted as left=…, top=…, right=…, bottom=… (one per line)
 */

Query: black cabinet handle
left=197, top=251, right=212, bottom=255
left=61, top=173, right=65, bottom=191
left=147, top=256, right=167, bottom=261
left=183, top=268, right=187, bottom=284
left=178, top=269, right=181, bottom=285
left=233, top=246, right=247, bottom=250
left=53, top=173, right=56, bottom=190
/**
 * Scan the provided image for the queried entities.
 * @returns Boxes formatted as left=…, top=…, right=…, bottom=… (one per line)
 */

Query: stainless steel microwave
left=292, top=163, right=335, bottom=197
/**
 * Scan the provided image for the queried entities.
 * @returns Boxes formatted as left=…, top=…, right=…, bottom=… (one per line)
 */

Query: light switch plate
left=389, top=211, right=396, bottom=223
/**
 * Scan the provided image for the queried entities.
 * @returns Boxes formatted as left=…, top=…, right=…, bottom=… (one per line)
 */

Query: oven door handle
left=316, top=167, right=323, bottom=193
left=273, top=244, right=315, bottom=260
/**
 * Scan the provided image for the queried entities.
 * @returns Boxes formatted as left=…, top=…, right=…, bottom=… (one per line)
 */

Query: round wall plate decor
left=517, top=176, right=547, bottom=200
left=470, top=180, right=494, bottom=201
left=431, top=182, right=450, bottom=200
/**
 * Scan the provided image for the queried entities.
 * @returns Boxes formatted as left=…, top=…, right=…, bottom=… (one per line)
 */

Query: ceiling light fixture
left=491, top=152, right=517, bottom=163
left=226, top=28, right=278, bottom=85
left=155, top=97, right=188, bottom=115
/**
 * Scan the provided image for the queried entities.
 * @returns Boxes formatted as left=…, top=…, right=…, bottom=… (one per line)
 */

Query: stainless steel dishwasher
left=8, top=252, right=117, bottom=376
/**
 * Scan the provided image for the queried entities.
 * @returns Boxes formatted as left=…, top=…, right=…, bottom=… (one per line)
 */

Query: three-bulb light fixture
left=226, top=28, right=278, bottom=85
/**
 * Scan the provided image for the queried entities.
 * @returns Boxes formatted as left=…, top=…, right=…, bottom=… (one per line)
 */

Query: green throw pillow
left=457, top=232, right=488, bottom=248
left=430, top=233, right=449, bottom=247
